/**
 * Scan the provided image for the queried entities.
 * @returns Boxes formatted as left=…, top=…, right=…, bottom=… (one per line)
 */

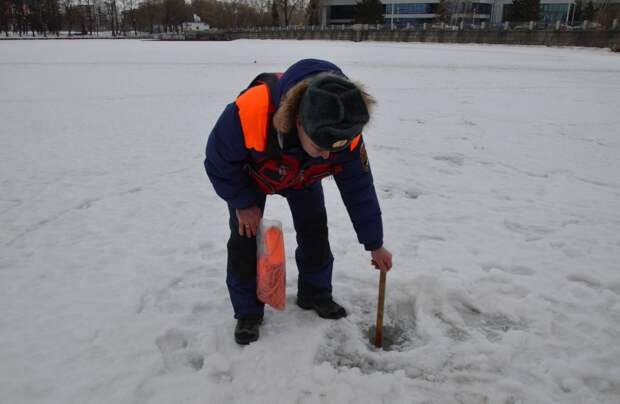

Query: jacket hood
left=275, top=59, right=344, bottom=107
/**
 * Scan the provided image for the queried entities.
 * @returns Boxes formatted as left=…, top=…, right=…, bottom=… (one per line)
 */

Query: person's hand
left=236, top=205, right=262, bottom=238
left=371, top=247, right=392, bottom=272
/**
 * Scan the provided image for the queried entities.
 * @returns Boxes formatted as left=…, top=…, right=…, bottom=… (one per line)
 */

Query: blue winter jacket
left=205, top=59, right=383, bottom=251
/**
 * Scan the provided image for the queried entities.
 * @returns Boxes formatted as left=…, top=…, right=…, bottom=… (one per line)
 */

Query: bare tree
left=105, top=0, right=118, bottom=35
left=192, top=0, right=216, bottom=26
left=118, top=0, right=126, bottom=33
left=126, top=0, right=137, bottom=34
left=436, top=0, right=452, bottom=23
left=29, top=0, right=44, bottom=35
left=270, top=0, right=278, bottom=25
left=134, top=0, right=158, bottom=33
left=0, top=0, right=8, bottom=35
left=84, top=0, right=96, bottom=34
left=63, top=0, right=75, bottom=34
left=94, top=0, right=108, bottom=34
left=76, top=0, right=89, bottom=34
left=273, top=0, right=294, bottom=25
left=161, top=0, right=190, bottom=32
left=305, top=0, right=320, bottom=25
left=595, top=1, right=620, bottom=27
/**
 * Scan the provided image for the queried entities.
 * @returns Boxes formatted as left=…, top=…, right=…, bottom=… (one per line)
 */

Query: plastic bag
left=256, top=219, right=286, bottom=310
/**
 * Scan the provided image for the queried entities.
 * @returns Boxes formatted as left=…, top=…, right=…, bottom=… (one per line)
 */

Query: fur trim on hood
left=273, top=73, right=376, bottom=135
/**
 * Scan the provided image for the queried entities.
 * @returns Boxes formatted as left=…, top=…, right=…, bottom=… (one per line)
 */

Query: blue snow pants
left=225, top=183, right=334, bottom=319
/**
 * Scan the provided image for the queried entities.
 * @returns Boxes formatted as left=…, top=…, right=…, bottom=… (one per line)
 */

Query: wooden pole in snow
left=375, top=270, right=387, bottom=348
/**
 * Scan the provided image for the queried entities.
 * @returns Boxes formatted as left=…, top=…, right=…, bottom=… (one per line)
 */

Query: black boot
left=234, top=317, right=263, bottom=345
left=297, top=295, right=347, bottom=319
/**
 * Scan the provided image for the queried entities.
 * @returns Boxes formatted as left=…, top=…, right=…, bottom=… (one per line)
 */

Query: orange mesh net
left=257, top=224, right=286, bottom=310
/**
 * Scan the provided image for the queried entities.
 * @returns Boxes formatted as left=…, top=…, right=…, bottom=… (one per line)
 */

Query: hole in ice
left=367, top=324, right=407, bottom=351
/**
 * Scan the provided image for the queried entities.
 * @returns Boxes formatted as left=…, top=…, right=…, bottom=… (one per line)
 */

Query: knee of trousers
left=295, top=209, right=332, bottom=267
left=227, top=233, right=257, bottom=280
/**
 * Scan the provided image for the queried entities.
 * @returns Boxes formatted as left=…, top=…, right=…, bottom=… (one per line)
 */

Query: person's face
left=296, top=117, right=330, bottom=160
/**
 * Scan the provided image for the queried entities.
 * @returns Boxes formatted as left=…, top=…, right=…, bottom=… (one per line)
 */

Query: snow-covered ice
left=1, top=39, right=619, bottom=404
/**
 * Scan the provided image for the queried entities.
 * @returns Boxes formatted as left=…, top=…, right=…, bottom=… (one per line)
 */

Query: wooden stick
left=375, top=269, right=387, bottom=348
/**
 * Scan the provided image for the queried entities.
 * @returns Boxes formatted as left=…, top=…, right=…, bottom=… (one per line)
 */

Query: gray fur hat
left=299, top=75, right=370, bottom=151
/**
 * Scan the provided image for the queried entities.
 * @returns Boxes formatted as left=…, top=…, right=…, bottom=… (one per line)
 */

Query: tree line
left=0, top=0, right=321, bottom=36
left=1, top=0, right=618, bottom=36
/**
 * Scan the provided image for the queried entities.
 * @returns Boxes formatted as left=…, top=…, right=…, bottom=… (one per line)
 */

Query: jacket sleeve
left=334, top=137, right=383, bottom=251
left=204, top=103, right=258, bottom=209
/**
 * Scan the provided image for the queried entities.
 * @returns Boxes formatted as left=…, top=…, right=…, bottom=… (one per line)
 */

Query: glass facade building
left=540, top=3, right=571, bottom=22
left=323, top=0, right=577, bottom=26
left=329, top=5, right=355, bottom=21
left=388, top=3, right=435, bottom=14
left=502, top=2, right=572, bottom=22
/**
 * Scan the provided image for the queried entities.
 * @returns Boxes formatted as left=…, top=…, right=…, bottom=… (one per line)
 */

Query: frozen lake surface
left=1, top=39, right=619, bottom=404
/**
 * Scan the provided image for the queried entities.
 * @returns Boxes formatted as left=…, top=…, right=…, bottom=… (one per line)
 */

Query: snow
left=1, top=39, right=619, bottom=404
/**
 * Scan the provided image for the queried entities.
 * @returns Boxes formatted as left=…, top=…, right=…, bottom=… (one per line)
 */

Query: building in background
left=320, top=0, right=582, bottom=26
left=497, top=0, right=576, bottom=23
left=182, top=21, right=211, bottom=31
left=182, top=14, right=210, bottom=31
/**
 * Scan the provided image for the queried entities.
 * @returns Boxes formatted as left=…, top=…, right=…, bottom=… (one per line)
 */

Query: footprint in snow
left=404, top=187, right=422, bottom=199
left=456, top=304, right=527, bottom=343
left=567, top=274, right=602, bottom=290
left=156, top=329, right=204, bottom=372
left=503, top=220, right=553, bottom=242
left=480, top=262, right=535, bottom=276
left=433, top=153, right=465, bottom=167
left=380, top=186, right=422, bottom=200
